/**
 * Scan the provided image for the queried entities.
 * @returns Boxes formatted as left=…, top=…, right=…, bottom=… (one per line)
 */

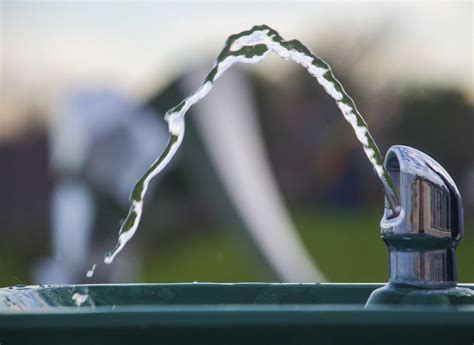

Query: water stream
left=101, top=24, right=401, bottom=269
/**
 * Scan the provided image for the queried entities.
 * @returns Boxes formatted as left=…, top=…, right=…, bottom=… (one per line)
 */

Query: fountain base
left=365, top=282, right=474, bottom=307
left=1, top=283, right=473, bottom=345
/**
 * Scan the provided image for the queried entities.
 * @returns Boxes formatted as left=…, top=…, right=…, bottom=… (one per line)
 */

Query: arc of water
left=104, top=24, right=400, bottom=266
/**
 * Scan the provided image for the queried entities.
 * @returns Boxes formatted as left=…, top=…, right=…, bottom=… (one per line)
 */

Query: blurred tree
left=395, top=89, right=473, bottom=175
left=391, top=88, right=474, bottom=217
left=392, top=89, right=474, bottom=214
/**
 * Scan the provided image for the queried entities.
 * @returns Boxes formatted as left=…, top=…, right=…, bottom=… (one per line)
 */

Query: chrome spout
left=380, top=145, right=463, bottom=288
left=366, top=145, right=473, bottom=306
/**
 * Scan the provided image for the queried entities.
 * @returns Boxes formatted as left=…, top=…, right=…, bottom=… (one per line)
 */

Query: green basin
left=1, top=283, right=473, bottom=345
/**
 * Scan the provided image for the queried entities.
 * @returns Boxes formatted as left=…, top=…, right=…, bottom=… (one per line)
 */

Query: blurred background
left=0, top=1, right=473, bottom=286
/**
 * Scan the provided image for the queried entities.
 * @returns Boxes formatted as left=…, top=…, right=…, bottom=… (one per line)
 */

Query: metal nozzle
left=380, top=145, right=463, bottom=288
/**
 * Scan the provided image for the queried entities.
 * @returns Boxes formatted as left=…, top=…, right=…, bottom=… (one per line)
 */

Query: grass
left=140, top=207, right=474, bottom=283
left=1, top=207, right=473, bottom=286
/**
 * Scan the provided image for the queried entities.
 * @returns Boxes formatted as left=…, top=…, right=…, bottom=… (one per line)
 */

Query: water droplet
left=86, top=264, right=97, bottom=278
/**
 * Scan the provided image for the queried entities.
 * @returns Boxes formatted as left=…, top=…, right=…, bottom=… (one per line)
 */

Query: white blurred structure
left=183, top=67, right=326, bottom=282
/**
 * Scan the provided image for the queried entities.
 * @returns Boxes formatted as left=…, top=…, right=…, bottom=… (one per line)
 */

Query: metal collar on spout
left=380, top=145, right=463, bottom=289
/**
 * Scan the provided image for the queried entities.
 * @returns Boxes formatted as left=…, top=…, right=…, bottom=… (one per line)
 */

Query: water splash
left=71, top=287, right=95, bottom=307
left=104, top=24, right=400, bottom=265
left=72, top=292, right=88, bottom=306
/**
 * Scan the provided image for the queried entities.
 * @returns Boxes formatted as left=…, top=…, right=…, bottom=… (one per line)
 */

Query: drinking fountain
left=1, top=145, right=473, bottom=345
